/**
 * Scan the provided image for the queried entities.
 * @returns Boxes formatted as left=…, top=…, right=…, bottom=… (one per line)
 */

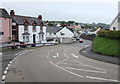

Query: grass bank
left=92, top=37, right=120, bottom=57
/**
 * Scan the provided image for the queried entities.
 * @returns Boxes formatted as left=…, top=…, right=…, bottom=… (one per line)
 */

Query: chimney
left=38, top=15, right=42, bottom=20
left=10, top=10, right=15, bottom=16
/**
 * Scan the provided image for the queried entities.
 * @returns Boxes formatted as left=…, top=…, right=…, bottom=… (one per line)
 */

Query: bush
left=97, top=30, right=120, bottom=39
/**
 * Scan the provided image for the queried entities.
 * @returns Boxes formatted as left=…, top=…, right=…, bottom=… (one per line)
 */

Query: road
left=4, top=40, right=119, bottom=82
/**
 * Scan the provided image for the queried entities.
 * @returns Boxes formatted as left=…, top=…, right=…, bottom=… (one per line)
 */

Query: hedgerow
left=97, top=30, right=120, bottom=39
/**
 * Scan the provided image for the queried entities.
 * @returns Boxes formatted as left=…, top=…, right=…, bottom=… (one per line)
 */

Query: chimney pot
left=10, top=10, right=15, bottom=16
left=38, top=15, right=42, bottom=20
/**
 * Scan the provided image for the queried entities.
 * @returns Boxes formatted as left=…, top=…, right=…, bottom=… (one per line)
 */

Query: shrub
left=97, top=30, right=120, bottom=39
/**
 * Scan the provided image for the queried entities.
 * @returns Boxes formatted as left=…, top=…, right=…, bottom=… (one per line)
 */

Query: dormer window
left=24, top=25, right=28, bottom=32
left=32, top=21, right=37, bottom=32
left=24, top=20, right=29, bottom=32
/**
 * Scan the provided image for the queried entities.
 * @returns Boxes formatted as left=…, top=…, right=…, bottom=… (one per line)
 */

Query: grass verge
left=92, top=37, right=120, bottom=57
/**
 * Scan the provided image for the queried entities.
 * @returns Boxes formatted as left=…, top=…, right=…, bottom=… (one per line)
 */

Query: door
left=33, top=34, right=36, bottom=43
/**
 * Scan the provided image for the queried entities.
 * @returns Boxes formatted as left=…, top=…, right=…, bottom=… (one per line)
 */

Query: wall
left=56, top=27, right=74, bottom=38
left=1, top=18, right=12, bottom=43
left=110, top=16, right=119, bottom=30
left=19, top=25, right=46, bottom=44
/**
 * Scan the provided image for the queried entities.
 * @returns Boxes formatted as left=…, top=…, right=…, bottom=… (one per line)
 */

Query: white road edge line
left=62, top=67, right=107, bottom=74
left=50, top=61, right=84, bottom=78
left=86, top=76, right=119, bottom=82
left=0, top=53, right=2, bottom=55
left=71, top=53, right=78, bottom=58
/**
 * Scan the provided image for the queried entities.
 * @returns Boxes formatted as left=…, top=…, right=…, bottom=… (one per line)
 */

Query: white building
left=110, top=13, right=120, bottom=30
left=46, top=26, right=74, bottom=43
left=10, top=10, right=46, bottom=44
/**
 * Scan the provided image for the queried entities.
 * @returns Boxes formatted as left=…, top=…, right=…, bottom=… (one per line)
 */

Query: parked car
left=79, top=38, right=83, bottom=43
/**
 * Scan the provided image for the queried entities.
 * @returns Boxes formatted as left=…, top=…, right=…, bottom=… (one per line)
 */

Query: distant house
left=110, top=13, right=120, bottom=30
left=46, top=26, right=74, bottom=43
left=89, top=28, right=101, bottom=35
left=0, top=8, right=12, bottom=45
left=10, top=10, right=46, bottom=44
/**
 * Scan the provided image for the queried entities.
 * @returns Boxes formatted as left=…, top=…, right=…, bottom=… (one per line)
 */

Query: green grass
left=92, top=37, right=120, bottom=57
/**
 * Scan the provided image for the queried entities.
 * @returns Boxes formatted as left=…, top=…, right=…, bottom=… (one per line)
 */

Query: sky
left=1, top=0, right=120, bottom=24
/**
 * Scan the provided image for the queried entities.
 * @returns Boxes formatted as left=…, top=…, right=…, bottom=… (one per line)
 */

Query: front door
left=33, top=34, right=36, bottom=43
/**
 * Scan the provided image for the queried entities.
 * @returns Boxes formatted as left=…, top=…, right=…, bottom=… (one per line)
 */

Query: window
left=49, top=32, right=52, bottom=35
left=33, top=26, right=36, bottom=32
left=61, top=33, right=65, bottom=35
left=23, top=36, right=29, bottom=42
left=118, top=17, right=120, bottom=22
left=113, top=27, right=116, bottom=30
left=23, top=36, right=25, bottom=42
left=0, top=32, right=4, bottom=35
left=24, top=25, right=28, bottom=32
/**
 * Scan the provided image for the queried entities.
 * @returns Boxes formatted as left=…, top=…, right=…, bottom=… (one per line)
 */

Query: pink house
left=0, top=8, right=12, bottom=46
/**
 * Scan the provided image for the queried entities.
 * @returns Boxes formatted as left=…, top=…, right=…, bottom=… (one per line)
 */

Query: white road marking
left=71, top=54, right=78, bottom=58
left=56, top=53, right=69, bottom=65
left=4, top=70, right=7, bottom=75
left=56, top=53, right=59, bottom=57
left=6, top=67, right=9, bottom=70
left=62, top=67, right=106, bottom=73
left=0, top=53, right=2, bottom=55
left=73, top=60, right=106, bottom=72
left=53, top=56, right=57, bottom=58
left=82, top=51, right=87, bottom=53
left=50, top=61, right=84, bottom=78
left=86, top=76, right=119, bottom=82
left=2, top=75, right=6, bottom=80
left=7, top=64, right=10, bottom=67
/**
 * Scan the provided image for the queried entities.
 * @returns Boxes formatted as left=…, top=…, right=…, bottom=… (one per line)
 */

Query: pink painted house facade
left=0, top=9, right=12, bottom=45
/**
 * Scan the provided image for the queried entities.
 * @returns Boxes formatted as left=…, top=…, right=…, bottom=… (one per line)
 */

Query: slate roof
left=46, top=26, right=63, bottom=33
left=0, top=8, right=10, bottom=18
left=38, top=31, right=45, bottom=34
left=11, top=15, right=42, bottom=25
left=110, top=13, right=120, bottom=27
left=22, top=32, right=30, bottom=35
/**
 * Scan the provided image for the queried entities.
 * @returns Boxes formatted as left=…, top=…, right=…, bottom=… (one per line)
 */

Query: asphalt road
left=4, top=40, right=119, bottom=82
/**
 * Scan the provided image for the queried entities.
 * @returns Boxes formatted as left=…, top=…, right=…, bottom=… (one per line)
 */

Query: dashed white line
left=4, top=70, right=7, bottom=75
left=2, top=75, right=6, bottom=80
left=0, top=53, right=2, bottom=55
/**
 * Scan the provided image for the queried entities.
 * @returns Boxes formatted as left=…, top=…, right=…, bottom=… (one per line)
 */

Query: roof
left=11, top=15, right=42, bottom=25
left=38, top=31, right=45, bottom=34
left=22, top=32, right=30, bottom=35
left=0, top=8, right=10, bottom=18
left=46, top=26, right=63, bottom=33
left=110, top=13, right=120, bottom=27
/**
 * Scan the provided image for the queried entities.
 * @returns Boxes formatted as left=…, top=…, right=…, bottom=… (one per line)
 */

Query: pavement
left=3, top=40, right=119, bottom=83
left=79, top=46, right=119, bottom=65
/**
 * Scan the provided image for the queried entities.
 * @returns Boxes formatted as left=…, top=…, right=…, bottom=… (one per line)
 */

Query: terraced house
left=10, top=10, right=46, bottom=44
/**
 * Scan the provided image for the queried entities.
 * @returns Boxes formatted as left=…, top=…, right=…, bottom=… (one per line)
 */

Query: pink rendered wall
left=1, top=18, right=12, bottom=43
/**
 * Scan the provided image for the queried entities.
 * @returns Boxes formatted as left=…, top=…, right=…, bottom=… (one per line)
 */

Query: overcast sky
left=1, top=0, right=120, bottom=24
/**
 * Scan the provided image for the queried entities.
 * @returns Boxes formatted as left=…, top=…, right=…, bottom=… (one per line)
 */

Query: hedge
left=97, top=30, right=120, bottom=39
